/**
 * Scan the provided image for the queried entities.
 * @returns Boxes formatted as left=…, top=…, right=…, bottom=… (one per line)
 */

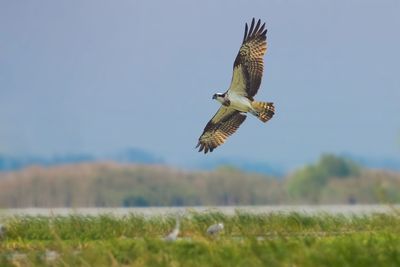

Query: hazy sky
left=1, top=0, right=399, bottom=168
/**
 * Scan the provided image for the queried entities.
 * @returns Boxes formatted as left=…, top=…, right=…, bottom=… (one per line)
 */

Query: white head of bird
left=212, top=93, right=228, bottom=105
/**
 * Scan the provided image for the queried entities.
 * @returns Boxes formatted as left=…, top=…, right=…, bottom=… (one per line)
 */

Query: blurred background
left=1, top=0, right=399, bottom=208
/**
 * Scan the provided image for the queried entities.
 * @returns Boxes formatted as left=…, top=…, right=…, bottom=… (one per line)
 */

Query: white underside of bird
left=226, top=92, right=253, bottom=113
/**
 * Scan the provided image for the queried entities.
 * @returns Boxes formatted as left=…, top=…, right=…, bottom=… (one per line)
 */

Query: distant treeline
left=0, top=155, right=399, bottom=208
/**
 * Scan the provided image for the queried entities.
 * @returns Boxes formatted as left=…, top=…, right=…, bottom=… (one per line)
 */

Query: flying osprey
left=196, top=18, right=275, bottom=153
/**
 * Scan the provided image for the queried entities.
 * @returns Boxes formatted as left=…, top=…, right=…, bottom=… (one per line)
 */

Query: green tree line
left=0, top=155, right=399, bottom=208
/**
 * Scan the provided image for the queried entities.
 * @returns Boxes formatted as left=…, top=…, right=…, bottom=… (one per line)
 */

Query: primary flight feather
left=196, top=18, right=275, bottom=153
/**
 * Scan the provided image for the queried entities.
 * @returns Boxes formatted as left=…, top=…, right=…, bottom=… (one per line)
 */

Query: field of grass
left=1, top=210, right=400, bottom=266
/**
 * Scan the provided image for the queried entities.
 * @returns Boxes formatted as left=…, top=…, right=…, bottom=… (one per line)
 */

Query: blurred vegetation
left=0, top=154, right=399, bottom=207
left=1, top=212, right=400, bottom=266
left=286, top=154, right=361, bottom=203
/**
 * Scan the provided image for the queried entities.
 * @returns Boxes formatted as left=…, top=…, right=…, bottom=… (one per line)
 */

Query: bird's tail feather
left=251, top=101, right=275, bottom=123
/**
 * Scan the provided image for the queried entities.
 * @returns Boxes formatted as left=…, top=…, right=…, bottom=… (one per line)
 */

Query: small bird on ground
left=207, top=222, right=224, bottom=236
left=164, top=218, right=180, bottom=242
left=44, top=250, right=59, bottom=262
left=197, top=18, right=275, bottom=153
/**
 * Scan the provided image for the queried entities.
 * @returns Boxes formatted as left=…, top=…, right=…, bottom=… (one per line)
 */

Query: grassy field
left=1, top=210, right=400, bottom=266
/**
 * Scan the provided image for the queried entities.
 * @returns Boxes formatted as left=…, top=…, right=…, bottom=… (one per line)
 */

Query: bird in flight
left=196, top=18, right=275, bottom=153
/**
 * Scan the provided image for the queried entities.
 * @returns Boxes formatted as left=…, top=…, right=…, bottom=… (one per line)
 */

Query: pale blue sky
left=1, top=0, right=399, bottom=169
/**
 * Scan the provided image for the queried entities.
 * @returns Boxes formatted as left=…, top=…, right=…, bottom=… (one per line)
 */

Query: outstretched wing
left=228, top=18, right=267, bottom=99
left=196, top=107, right=246, bottom=154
